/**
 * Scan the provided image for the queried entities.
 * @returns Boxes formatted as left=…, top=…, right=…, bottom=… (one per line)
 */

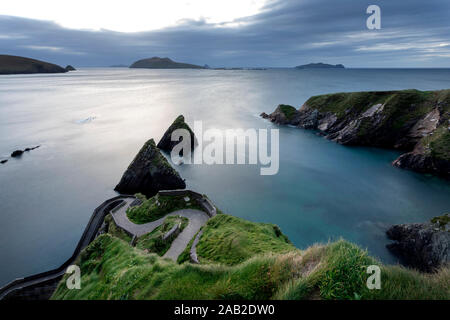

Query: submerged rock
left=157, top=115, right=197, bottom=153
left=386, top=213, right=450, bottom=272
left=261, top=89, right=450, bottom=179
left=114, top=138, right=186, bottom=197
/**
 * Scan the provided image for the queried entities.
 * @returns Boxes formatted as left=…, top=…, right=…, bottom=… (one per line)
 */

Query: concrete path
left=163, top=209, right=209, bottom=260
left=111, top=202, right=210, bottom=260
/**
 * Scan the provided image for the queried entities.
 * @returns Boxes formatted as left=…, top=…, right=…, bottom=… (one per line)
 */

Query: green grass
left=136, top=216, right=188, bottom=256
left=51, top=234, right=298, bottom=300
left=304, top=89, right=435, bottom=122
left=279, top=104, right=297, bottom=120
left=430, top=213, right=450, bottom=230
left=51, top=235, right=450, bottom=300
left=275, top=240, right=450, bottom=300
left=179, top=214, right=297, bottom=265
left=127, top=193, right=203, bottom=224
left=429, top=127, right=450, bottom=161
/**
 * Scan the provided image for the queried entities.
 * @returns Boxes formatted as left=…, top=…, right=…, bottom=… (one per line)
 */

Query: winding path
left=111, top=201, right=210, bottom=260
left=0, top=192, right=212, bottom=300
left=0, top=195, right=134, bottom=300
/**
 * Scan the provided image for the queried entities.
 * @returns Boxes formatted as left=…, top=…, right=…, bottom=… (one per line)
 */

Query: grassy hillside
left=51, top=234, right=449, bottom=300
left=178, top=214, right=296, bottom=265
left=52, top=211, right=449, bottom=300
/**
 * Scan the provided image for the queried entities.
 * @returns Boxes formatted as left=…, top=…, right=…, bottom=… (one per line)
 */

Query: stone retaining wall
left=162, top=222, right=181, bottom=242
left=190, top=230, right=204, bottom=264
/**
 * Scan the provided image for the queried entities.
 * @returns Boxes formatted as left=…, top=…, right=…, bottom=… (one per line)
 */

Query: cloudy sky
left=1, top=0, right=449, bottom=67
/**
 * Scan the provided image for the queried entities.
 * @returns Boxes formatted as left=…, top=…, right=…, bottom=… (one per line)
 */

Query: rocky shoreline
left=261, top=89, right=450, bottom=179
left=386, top=214, right=449, bottom=272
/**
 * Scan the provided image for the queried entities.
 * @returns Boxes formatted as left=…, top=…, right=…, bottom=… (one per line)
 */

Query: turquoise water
left=0, top=68, right=450, bottom=285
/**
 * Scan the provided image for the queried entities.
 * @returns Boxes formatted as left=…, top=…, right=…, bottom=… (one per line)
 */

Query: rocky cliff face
left=0, top=55, right=68, bottom=74
left=114, top=139, right=186, bottom=197
left=261, top=89, right=450, bottom=179
left=157, top=115, right=197, bottom=153
left=386, top=214, right=449, bottom=272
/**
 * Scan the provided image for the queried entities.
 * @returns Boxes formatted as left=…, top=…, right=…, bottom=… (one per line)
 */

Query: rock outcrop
left=65, top=65, right=76, bottom=71
left=157, top=115, right=197, bottom=153
left=130, top=57, right=204, bottom=69
left=261, top=89, right=450, bottom=179
left=0, top=55, right=67, bottom=74
left=114, top=139, right=185, bottom=197
left=10, top=145, right=40, bottom=158
left=386, top=214, right=449, bottom=272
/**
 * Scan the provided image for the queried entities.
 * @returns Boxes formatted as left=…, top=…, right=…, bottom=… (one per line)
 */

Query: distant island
left=0, top=55, right=68, bottom=75
left=130, top=57, right=204, bottom=69
left=295, top=62, right=345, bottom=69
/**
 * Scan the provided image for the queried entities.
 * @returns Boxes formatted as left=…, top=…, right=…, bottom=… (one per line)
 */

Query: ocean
left=1, top=67, right=450, bottom=286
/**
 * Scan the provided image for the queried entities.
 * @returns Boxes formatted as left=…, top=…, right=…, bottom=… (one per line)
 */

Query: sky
left=0, top=0, right=449, bottom=68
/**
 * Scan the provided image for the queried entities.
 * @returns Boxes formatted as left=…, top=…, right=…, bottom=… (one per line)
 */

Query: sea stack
left=114, top=139, right=186, bottom=197
left=157, top=115, right=197, bottom=153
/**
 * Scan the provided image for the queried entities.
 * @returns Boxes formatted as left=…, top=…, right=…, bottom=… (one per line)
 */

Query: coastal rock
left=261, top=89, right=450, bottom=179
left=386, top=214, right=450, bottom=272
left=65, top=65, right=76, bottom=71
left=157, top=115, right=197, bottom=153
left=10, top=145, right=40, bottom=158
left=11, top=150, right=24, bottom=157
left=114, top=138, right=186, bottom=197
left=0, top=55, right=67, bottom=75
left=0, top=159, right=7, bottom=164
left=261, top=104, right=300, bottom=125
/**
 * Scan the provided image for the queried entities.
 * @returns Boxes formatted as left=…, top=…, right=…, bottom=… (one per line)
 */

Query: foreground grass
left=127, top=193, right=203, bottom=224
left=52, top=235, right=449, bottom=300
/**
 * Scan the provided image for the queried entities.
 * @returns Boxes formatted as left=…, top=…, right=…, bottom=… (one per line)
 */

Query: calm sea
left=1, top=68, right=450, bottom=286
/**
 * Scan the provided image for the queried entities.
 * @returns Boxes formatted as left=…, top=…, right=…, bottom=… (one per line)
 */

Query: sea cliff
left=261, top=89, right=450, bottom=179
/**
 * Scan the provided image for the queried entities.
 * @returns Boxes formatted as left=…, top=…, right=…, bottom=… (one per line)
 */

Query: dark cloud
left=0, top=0, right=449, bottom=67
